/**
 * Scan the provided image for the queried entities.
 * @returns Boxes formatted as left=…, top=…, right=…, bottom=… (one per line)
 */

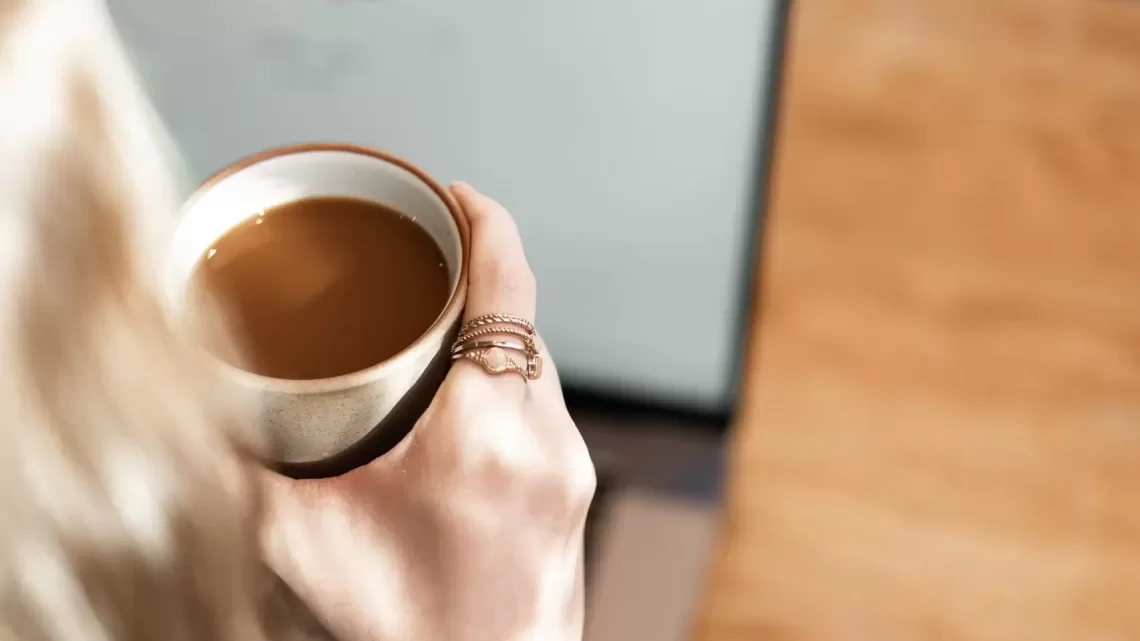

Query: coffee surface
left=192, top=196, right=450, bottom=380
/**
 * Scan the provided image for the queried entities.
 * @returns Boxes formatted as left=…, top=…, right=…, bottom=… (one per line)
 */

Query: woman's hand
left=259, top=182, right=596, bottom=641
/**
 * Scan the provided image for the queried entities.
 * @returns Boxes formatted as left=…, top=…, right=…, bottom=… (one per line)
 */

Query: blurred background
left=111, top=0, right=1140, bottom=639
left=110, top=1, right=781, bottom=638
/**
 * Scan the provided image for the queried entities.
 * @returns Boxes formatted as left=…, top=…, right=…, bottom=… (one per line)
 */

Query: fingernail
left=450, top=181, right=472, bottom=194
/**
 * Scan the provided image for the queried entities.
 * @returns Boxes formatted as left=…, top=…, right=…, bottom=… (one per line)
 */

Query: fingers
left=451, top=182, right=536, bottom=323
left=447, top=182, right=538, bottom=393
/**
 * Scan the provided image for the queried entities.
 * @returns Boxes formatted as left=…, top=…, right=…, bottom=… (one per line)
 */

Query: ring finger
left=447, top=182, right=553, bottom=396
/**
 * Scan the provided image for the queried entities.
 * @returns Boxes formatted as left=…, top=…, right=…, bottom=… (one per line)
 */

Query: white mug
left=166, top=143, right=469, bottom=477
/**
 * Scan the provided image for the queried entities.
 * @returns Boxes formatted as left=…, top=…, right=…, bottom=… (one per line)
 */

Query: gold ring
left=451, top=314, right=542, bottom=381
left=454, top=325, right=537, bottom=352
left=452, top=339, right=532, bottom=355
left=453, top=346, right=543, bottom=381
left=460, top=313, right=535, bottom=335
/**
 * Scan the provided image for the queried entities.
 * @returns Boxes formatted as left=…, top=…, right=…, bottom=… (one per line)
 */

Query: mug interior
left=166, top=148, right=463, bottom=385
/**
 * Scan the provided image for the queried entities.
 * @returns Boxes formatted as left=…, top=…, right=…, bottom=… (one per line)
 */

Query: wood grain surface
left=693, top=1, right=1140, bottom=639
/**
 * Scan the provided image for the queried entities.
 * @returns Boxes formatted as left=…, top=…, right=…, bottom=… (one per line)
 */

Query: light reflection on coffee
left=191, top=196, right=450, bottom=380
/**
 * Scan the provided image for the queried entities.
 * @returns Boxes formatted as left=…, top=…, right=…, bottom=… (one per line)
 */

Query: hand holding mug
left=259, top=183, right=596, bottom=641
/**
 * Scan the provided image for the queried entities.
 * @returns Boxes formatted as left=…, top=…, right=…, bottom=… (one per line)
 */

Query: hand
left=259, top=182, right=596, bottom=641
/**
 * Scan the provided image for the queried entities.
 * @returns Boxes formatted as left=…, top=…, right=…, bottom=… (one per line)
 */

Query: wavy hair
left=0, top=1, right=291, bottom=639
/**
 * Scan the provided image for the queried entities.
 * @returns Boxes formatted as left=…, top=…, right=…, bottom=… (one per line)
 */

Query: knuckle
left=461, top=416, right=533, bottom=487
left=529, top=442, right=597, bottom=524
left=570, top=452, right=598, bottom=506
left=525, top=464, right=594, bottom=528
left=421, top=401, right=596, bottom=528
left=559, top=416, right=597, bottom=502
left=470, top=449, right=518, bottom=495
left=563, top=444, right=598, bottom=515
left=443, top=373, right=497, bottom=414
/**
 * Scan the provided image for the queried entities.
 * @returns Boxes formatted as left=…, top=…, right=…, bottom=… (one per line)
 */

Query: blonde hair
left=0, top=0, right=282, bottom=639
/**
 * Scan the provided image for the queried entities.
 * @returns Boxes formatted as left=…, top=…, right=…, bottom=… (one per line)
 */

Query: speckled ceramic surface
left=167, top=144, right=468, bottom=475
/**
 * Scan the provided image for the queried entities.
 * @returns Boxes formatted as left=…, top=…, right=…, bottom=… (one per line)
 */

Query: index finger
left=451, top=181, right=536, bottom=324
left=446, top=182, right=538, bottom=392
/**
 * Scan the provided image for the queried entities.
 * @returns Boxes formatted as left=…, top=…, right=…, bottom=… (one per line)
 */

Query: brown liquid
left=191, top=196, right=450, bottom=380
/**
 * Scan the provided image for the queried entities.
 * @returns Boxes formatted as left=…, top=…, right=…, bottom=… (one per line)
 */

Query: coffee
left=191, top=196, right=450, bottom=380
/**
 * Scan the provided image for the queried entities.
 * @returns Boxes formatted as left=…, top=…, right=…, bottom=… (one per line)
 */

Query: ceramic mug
left=165, top=143, right=469, bottom=477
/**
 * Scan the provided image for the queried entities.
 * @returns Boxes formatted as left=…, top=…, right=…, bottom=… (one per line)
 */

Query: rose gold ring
left=460, top=313, right=535, bottom=335
left=454, top=325, right=537, bottom=352
left=451, top=314, right=542, bottom=381
left=452, top=346, right=543, bottom=381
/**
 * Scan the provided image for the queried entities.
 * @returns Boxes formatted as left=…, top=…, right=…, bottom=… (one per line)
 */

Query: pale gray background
left=109, top=0, right=781, bottom=411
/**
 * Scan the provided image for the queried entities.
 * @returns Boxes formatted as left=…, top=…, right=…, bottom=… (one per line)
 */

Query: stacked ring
left=451, top=314, right=543, bottom=381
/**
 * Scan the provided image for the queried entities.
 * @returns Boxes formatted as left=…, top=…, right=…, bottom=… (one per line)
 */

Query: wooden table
left=693, top=1, right=1140, bottom=639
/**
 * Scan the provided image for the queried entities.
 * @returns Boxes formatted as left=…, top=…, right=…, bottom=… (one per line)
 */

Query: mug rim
left=179, top=142, right=470, bottom=396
